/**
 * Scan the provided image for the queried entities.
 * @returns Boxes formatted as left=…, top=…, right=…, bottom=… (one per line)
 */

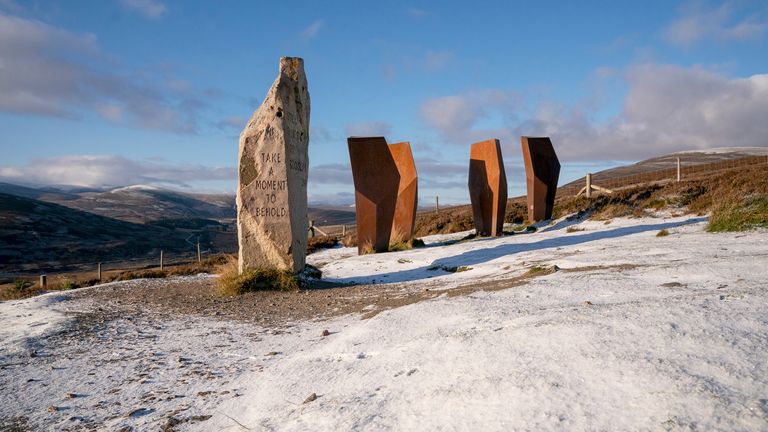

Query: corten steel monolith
left=521, top=136, right=560, bottom=222
left=236, top=57, right=310, bottom=274
left=468, top=139, right=507, bottom=236
left=348, top=137, right=400, bottom=254
left=388, top=142, right=418, bottom=244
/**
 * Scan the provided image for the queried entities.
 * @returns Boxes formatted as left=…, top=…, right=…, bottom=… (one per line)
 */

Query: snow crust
left=2, top=214, right=767, bottom=430
left=0, top=292, right=73, bottom=354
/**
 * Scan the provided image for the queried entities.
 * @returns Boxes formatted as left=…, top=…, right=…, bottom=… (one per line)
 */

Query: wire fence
left=558, top=155, right=768, bottom=197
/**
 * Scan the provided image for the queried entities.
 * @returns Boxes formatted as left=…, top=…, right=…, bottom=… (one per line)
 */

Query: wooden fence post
left=586, top=173, right=592, bottom=199
left=160, top=250, right=164, bottom=271
left=39, top=274, right=47, bottom=289
left=342, top=225, right=346, bottom=236
left=97, top=262, right=102, bottom=281
left=197, top=242, right=201, bottom=264
left=435, top=196, right=440, bottom=215
left=676, top=157, right=681, bottom=182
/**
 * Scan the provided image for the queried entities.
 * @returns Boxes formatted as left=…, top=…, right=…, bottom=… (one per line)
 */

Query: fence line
left=558, top=155, right=767, bottom=197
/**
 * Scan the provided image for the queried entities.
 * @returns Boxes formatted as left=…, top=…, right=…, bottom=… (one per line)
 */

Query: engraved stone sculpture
left=468, top=139, right=507, bottom=236
left=388, top=142, right=418, bottom=246
left=236, top=57, right=310, bottom=273
left=521, top=136, right=560, bottom=222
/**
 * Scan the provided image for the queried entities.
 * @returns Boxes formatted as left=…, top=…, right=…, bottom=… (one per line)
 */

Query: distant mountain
left=0, top=183, right=356, bottom=227
left=0, top=192, right=203, bottom=273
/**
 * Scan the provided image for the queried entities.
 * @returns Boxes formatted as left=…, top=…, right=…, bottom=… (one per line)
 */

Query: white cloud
left=662, top=2, right=766, bottom=47
left=0, top=155, right=234, bottom=189
left=301, top=19, right=324, bottom=39
left=308, top=163, right=352, bottom=185
left=420, top=64, right=768, bottom=160
left=423, top=51, right=454, bottom=71
left=406, top=8, right=427, bottom=18
left=215, top=115, right=247, bottom=131
left=120, top=0, right=168, bottom=19
left=0, top=12, right=208, bottom=133
left=345, top=121, right=393, bottom=137
left=420, top=90, right=523, bottom=145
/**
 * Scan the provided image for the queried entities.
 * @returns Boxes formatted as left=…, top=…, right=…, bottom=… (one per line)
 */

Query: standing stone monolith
left=236, top=57, right=310, bottom=273
left=468, top=139, right=507, bottom=236
left=521, top=136, right=560, bottom=222
left=348, top=137, right=400, bottom=254
left=389, top=142, right=418, bottom=245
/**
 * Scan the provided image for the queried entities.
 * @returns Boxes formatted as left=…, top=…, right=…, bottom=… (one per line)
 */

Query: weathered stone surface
left=388, top=142, right=418, bottom=245
left=521, top=136, right=560, bottom=222
left=236, top=57, right=310, bottom=273
left=468, top=139, right=507, bottom=236
left=348, top=137, right=399, bottom=254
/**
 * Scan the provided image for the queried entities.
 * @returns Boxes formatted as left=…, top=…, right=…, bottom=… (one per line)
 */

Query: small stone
left=321, top=329, right=330, bottom=337
left=303, top=393, right=317, bottom=404
left=47, top=405, right=59, bottom=412
left=64, top=392, right=77, bottom=399
left=583, top=300, right=594, bottom=306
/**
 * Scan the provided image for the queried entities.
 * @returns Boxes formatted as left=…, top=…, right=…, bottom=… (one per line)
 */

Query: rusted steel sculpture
left=388, top=142, right=418, bottom=246
left=521, top=136, right=560, bottom=222
left=468, top=139, right=507, bottom=236
left=348, top=137, right=400, bottom=254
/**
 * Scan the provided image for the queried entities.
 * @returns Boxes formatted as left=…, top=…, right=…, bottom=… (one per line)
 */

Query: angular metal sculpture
left=468, top=139, right=507, bottom=236
left=388, top=142, right=418, bottom=245
left=521, top=136, right=560, bottom=222
left=348, top=137, right=400, bottom=254
left=347, top=137, right=418, bottom=254
left=236, top=57, right=310, bottom=273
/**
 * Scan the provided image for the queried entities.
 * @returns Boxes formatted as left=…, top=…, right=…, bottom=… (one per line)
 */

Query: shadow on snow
left=328, top=217, right=707, bottom=285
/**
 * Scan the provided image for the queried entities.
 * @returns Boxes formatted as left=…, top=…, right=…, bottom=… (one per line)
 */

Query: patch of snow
left=672, top=146, right=768, bottom=155
left=109, top=184, right=161, bottom=194
left=0, top=292, right=75, bottom=354
left=2, top=214, right=768, bottom=430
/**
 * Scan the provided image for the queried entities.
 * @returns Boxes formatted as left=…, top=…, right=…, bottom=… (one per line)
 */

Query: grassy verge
left=215, top=257, right=322, bottom=296
left=707, top=195, right=768, bottom=232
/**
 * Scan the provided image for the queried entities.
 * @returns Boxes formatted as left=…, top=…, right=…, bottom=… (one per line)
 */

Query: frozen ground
left=1, top=213, right=767, bottom=430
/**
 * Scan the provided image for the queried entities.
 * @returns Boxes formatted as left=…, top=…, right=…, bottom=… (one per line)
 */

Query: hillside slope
left=0, top=193, right=196, bottom=273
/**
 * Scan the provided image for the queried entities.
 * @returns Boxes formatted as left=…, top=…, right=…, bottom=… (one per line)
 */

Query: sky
left=0, top=0, right=767, bottom=205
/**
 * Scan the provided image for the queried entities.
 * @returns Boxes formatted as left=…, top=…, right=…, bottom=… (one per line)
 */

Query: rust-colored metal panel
left=388, top=142, right=418, bottom=244
left=521, top=136, right=561, bottom=222
left=347, top=137, right=400, bottom=254
left=468, top=139, right=507, bottom=236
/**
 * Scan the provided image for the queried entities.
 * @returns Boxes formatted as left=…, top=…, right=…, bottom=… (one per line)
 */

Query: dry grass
left=708, top=195, right=768, bottom=232
left=410, top=163, right=767, bottom=237
left=0, top=254, right=231, bottom=300
left=216, top=256, right=299, bottom=296
left=388, top=227, right=412, bottom=252
left=656, top=229, right=670, bottom=237
left=307, top=236, right=339, bottom=254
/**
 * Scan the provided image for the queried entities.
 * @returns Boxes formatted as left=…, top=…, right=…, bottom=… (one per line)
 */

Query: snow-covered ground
left=2, top=213, right=767, bottom=430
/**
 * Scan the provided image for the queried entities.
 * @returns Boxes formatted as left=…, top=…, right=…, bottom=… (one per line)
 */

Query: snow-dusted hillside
left=1, top=213, right=767, bottom=430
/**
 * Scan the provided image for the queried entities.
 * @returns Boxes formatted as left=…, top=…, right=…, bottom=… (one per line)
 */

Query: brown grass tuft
left=216, top=256, right=299, bottom=296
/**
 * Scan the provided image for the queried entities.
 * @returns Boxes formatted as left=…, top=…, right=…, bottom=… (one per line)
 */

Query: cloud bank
left=0, top=12, right=209, bottom=133
left=0, top=155, right=234, bottom=189
left=120, top=0, right=168, bottom=20
left=420, top=64, right=768, bottom=160
left=662, top=2, right=766, bottom=47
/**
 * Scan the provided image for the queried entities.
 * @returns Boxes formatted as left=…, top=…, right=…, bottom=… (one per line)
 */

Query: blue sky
left=1, top=0, right=767, bottom=204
